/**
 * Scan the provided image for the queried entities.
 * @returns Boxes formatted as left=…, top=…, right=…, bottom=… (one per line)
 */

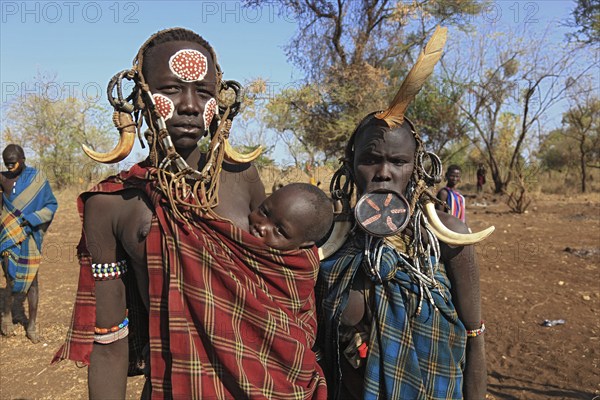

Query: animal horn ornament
left=219, top=80, right=263, bottom=164
left=318, top=199, right=352, bottom=260
left=224, top=140, right=263, bottom=163
left=422, top=201, right=495, bottom=245
left=82, top=70, right=137, bottom=164
left=82, top=111, right=136, bottom=163
left=318, top=196, right=496, bottom=258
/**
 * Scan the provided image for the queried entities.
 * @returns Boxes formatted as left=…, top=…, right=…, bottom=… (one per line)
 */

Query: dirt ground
left=0, top=185, right=598, bottom=399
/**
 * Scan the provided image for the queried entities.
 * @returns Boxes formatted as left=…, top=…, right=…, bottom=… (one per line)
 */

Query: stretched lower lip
left=368, top=184, right=392, bottom=191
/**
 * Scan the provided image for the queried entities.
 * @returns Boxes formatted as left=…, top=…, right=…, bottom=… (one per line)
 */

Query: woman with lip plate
left=316, top=26, right=494, bottom=400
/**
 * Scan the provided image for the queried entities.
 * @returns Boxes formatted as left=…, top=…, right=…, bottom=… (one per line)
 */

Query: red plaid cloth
left=53, top=164, right=327, bottom=400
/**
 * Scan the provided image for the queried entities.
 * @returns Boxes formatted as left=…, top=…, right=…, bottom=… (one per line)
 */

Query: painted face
left=248, top=188, right=315, bottom=251
left=144, top=41, right=218, bottom=151
left=152, top=94, right=174, bottom=120
left=446, top=169, right=461, bottom=187
left=203, top=97, right=217, bottom=130
left=169, top=49, right=208, bottom=82
left=3, top=152, right=24, bottom=175
left=353, top=122, right=416, bottom=196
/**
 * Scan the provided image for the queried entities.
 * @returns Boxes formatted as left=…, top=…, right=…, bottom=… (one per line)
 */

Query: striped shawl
left=0, top=167, right=57, bottom=293
left=444, top=187, right=465, bottom=222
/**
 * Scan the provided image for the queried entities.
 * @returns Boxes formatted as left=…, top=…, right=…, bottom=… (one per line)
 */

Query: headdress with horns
left=320, top=26, right=494, bottom=261
left=81, top=28, right=262, bottom=215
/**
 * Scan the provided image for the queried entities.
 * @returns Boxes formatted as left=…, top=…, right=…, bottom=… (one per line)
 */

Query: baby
left=249, top=183, right=333, bottom=251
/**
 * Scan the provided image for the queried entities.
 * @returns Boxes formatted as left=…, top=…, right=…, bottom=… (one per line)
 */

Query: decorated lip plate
left=355, top=190, right=411, bottom=237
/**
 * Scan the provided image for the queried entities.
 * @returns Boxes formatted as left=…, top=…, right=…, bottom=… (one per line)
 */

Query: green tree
left=2, top=73, right=114, bottom=188
left=410, top=76, right=468, bottom=156
left=566, top=0, right=600, bottom=45
left=244, top=0, right=482, bottom=158
left=443, top=27, right=596, bottom=193
left=539, top=129, right=578, bottom=172
left=560, top=94, right=600, bottom=192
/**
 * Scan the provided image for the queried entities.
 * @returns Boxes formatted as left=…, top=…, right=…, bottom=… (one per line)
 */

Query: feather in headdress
left=375, top=26, right=448, bottom=127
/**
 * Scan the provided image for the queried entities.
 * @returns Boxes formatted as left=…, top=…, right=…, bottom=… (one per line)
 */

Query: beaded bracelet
left=95, top=310, right=129, bottom=334
left=466, top=321, right=486, bottom=338
left=91, top=260, right=128, bottom=280
left=94, top=325, right=129, bottom=345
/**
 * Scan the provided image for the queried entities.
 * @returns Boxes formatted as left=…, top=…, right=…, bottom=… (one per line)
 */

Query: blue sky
left=0, top=1, right=301, bottom=102
left=0, top=0, right=581, bottom=163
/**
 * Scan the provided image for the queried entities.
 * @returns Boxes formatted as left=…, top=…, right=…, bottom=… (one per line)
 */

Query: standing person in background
left=0, top=144, right=58, bottom=343
left=476, top=164, right=486, bottom=194
left=437, top=165, right=466, bottom=223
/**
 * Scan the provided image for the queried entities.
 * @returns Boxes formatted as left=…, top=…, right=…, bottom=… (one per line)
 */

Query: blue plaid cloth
left=1, top=167, right=57, bottom=293
left=316, top=234, right=466, bottom=399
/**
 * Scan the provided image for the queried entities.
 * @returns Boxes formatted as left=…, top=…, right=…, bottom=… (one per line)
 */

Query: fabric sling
left=0, top=166, right=57, bottom=293
left=316, top=234, right=466, bottom=400
left=53, top=163, right=326, bottom=400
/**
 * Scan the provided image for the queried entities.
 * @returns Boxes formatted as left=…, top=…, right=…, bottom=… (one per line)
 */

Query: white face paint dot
left=168, top=49, right=208, bottom=82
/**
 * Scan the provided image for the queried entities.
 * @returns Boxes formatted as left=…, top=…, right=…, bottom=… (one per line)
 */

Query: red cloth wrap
left=53, top=164, right=327, bottom=400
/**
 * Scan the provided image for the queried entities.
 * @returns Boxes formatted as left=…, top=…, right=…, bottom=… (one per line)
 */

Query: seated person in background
left=437, top=164, right=466, bottom=222
left=249, top=183, right=333, bottom=251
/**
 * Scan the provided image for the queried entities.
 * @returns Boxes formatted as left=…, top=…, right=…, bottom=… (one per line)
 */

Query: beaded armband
left=91, top=260, right=128, bottom=280
left=94, top=326, right=129, bottom=344
left=94, top=311, right=129, bottom=344
left=466, top=321, right=486, bottom=338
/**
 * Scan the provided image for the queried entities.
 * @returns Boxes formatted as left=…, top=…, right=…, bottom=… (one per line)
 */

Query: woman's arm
left=436, top=188, right=448, bottom=212
left=439, top=212, right=487, bottom=399
left=84, top=194, right=129, bottom=399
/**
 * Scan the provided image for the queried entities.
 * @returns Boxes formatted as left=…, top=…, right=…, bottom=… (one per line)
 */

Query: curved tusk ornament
left=82, top=111, right=136, bottom=164
left=319, top=199, right=352, bottom=260
left=224, top=139, right=262, bottom=164
left=423, top=202, right=495, bottom=246
left=318, top=220, right=352, bottom=260
left=82, top=132, right=135, bottom=164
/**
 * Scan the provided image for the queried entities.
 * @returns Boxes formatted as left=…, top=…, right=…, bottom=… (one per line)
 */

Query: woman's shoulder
left=436, top=209, right=469, bottom=234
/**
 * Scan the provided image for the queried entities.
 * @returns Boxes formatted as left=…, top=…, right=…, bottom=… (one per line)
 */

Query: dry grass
left=1, top=166, right=597, bottom=399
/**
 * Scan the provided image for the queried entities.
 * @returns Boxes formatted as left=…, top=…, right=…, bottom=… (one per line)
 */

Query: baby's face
left=248, top=189, right=314, bottom=251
